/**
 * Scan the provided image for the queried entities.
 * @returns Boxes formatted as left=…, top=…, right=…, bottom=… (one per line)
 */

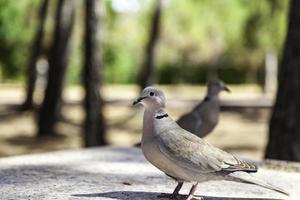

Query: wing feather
left=157, top=123, right=257, bottom=174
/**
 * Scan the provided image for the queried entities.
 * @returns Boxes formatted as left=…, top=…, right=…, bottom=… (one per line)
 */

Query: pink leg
left=185, top=182, right=198, bottom=200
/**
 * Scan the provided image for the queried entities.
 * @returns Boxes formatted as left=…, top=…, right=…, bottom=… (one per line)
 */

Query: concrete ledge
left=0, top=146, right=299, bottom=200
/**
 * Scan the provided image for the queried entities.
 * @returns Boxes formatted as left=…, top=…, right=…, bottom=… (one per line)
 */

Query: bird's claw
left=184, top=195, right=204, bottom=200
left=157, top=193, right=203, bottom=200
left=157, top=193, right=204, bottom=200
left=157, top=193, right=183, bottom=199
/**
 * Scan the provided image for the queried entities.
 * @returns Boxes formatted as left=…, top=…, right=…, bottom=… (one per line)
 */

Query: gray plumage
left=133, top=86, right=289, bottom=200
left=177, top=80, right=230, bottom=138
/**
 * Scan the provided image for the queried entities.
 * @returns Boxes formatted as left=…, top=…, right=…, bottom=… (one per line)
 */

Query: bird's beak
left=133, top=96, right=147, bottom=106
left=223, top=86, right=231, bottom=93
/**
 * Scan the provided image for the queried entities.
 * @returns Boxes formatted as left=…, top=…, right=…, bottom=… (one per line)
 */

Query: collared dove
left=177, top=80, right=230, bottom=138
left=133, top=87, right=289, bottom=200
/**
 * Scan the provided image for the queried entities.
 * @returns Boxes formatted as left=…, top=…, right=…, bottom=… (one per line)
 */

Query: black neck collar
left=155, top=113, right=168, bottom=119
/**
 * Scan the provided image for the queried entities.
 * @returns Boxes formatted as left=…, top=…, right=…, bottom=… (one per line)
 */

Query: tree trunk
left=21, top=0, right=49, bottom=111
left=37, top=0, right=74, bottom=137
left=265, top=0, right=300, bottom=161
left=83, top=0, right=106, bottom=146
left=137, top=0, right=161, bottom=90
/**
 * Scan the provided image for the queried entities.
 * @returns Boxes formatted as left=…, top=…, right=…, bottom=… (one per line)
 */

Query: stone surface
left=0, top=146, right=299, bottom=200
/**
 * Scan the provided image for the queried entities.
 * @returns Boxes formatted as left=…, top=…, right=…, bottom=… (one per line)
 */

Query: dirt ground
left=0, top=84, right=272, bottom=159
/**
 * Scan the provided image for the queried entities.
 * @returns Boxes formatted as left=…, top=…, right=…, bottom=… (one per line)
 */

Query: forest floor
left=0, top=84, right=273, bottom=160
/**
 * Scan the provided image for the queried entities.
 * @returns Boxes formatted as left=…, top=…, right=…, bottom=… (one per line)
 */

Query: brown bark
left=265, top=0, right=300, bottom=161
left=137, top=0, right=161, bottom=90
left=37, top=0, right=74, bottom=136
left=21, top=0, right=49, bottom=110
left=83, top=0, right=107, bottom=146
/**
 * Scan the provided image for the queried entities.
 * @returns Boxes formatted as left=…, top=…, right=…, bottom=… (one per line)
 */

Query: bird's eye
left=149, top=92, right=154, bottom=96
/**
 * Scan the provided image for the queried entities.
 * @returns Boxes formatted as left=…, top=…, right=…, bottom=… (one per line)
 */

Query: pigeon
left=177, top=80, right=230, bottom=138
left=133, top=86, right=289, bottom=200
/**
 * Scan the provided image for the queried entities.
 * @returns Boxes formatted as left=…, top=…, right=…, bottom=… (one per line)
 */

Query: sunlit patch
left=112, top=0, right=142, bottom=13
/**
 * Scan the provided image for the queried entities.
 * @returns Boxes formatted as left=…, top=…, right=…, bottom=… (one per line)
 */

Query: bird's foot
left=182, top=195, right=203, bottom=200
left=157, top=193, right=203, bottom=200
left=157, top=193, right=183, bottom=199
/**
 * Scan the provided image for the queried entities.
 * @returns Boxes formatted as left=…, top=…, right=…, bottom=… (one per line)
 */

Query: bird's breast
left=141, top=140, right=192, bottom=181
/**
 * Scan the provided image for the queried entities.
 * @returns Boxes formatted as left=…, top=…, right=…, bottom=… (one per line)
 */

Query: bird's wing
left=223, top=157, right=257, bottom=172
left=192, top=111, right=203, bottom=130
left=157, top=124, right=257, bottom=174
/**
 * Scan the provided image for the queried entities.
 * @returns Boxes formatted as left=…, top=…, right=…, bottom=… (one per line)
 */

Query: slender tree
left=265, top=0, right=300, bottom=161
left=37, top=0, right=74, bottom=136
left=83, top=0, right=106, bottom=146
left=137, top=0, right=162, bottom=90
left=21, top=0, right=49, bottom=110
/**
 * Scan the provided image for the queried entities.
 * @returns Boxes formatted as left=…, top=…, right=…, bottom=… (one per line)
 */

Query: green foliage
left=242, top=0, right=288, bottom=50
left=101, top=0, right=152, bottom=83
left=0, top=0, right=38, bottom=79
left=0, top=0, right=290, bottom=84
left=157, top=0, right=289, bottom=84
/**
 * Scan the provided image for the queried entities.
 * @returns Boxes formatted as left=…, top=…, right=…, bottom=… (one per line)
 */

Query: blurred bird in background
left=177, top=79, right=230, bottom=138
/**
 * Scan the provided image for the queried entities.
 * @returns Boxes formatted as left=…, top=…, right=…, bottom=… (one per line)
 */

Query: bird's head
left=207, top=79, right=231, bottom=96
left=133, top=87, right=166, bottom=110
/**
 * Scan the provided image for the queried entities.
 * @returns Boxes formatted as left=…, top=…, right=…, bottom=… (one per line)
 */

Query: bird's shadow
left=71, top=191, right=283, bottom=200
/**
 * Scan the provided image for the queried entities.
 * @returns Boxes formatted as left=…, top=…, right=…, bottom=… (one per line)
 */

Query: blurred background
left=0, top=0, right=297, bottom=161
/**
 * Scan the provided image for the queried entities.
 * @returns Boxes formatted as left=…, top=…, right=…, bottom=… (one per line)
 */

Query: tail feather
left=230, top=171, right=289, bottom=196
